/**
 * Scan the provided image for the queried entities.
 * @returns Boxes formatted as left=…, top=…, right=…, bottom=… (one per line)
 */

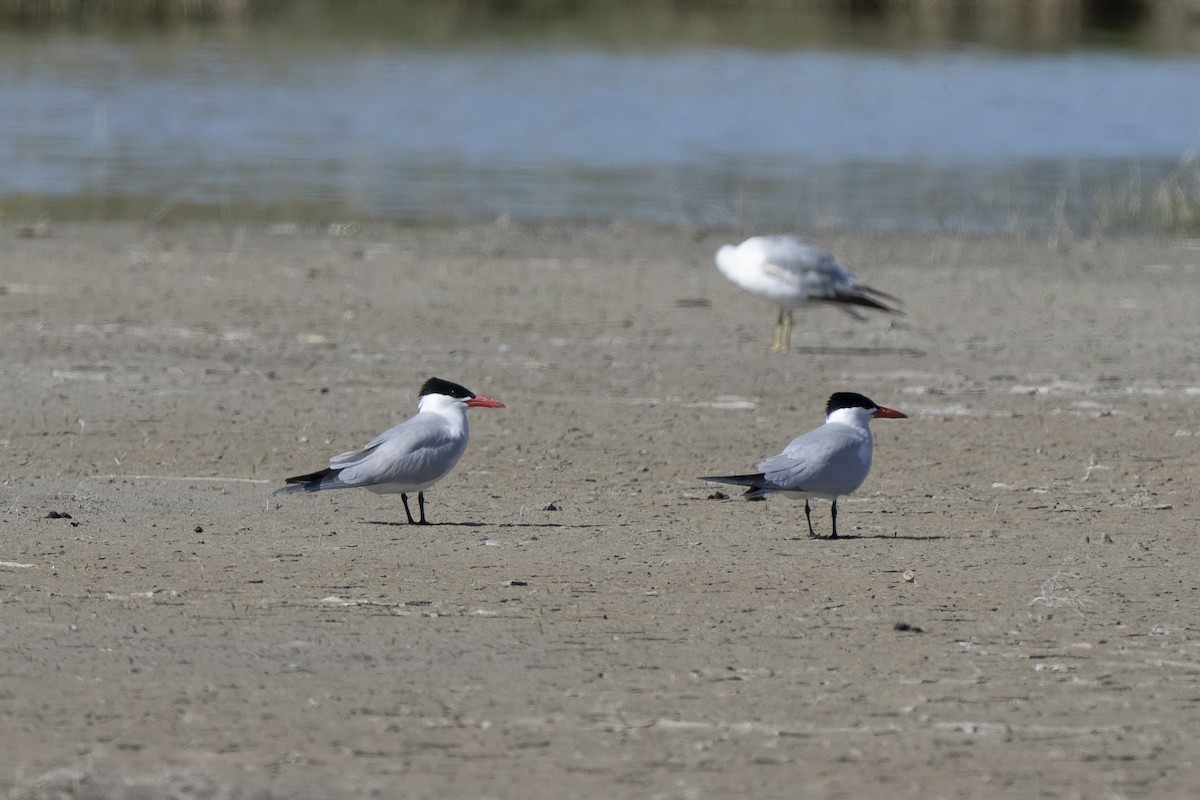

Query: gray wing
left=755, top=236, right=842, bottom=282
left=759, top=235, right=900, bottom=313
left=330, top=417, right=411, bottom=466
left=756, top=425, right=870, bottom=497
left=329, top=416, right=466, bottom=489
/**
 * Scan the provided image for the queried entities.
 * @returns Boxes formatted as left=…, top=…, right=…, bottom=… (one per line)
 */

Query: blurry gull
left=715, top=234, right=901, bottom=353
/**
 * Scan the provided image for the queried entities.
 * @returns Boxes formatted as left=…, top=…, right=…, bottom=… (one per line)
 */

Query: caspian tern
left=273, top=377, right=505, bottom=524
left=715, top=235, right=901, bottom=353
left=703, top=392, right=906, bottom=539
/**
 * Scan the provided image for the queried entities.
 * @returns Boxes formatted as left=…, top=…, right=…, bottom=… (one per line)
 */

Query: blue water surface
left=2, top=32, right=1198, bottom=231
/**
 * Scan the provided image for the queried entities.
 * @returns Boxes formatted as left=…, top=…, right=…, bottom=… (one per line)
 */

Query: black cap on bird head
left=826, top=392, right=877, bottom=415
left=419, top=377, right=476, bottom=400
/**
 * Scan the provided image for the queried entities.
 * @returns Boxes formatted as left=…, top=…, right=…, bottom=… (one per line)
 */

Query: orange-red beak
left=466, top=395, right=505, bottom=409
left=873, top=405, right=907, bottom=419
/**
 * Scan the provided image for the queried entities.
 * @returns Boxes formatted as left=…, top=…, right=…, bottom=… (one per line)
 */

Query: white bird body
left=274, top=378, right=505, bottom=524
left=703, top=392, right=906, bottom=538
left=715, top=235, right=900, bottom=353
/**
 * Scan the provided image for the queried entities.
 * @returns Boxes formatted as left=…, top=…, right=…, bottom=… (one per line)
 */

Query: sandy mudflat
left=2, top=221, right=1200, bottom=799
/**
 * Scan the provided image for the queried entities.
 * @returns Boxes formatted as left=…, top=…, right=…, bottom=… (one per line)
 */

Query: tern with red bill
left=715, top=235, right=901, bottom=353
left=274, top=377, right=505, bottom=524
left=703, top=392, right=907, bottom=539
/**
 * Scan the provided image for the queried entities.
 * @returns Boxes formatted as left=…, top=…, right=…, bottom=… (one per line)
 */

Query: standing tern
left=703, top=392, right=906, bottom=539
left=273, top=377, right=505, bottom=524
left=715, top=235, right=901, bottom=353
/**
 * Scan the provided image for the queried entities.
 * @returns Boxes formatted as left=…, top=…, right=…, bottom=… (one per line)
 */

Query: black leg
left=417, top=491, right=429, bottom=524
left=400, top=493, right=417, bottom=525
left=804, top=499, right=818, bottom=538
left=829, top=499, right=839, bottom=539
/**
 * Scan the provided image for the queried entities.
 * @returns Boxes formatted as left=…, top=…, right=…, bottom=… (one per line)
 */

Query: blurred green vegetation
left=4, top=159, right=1197, bottom=234
left=1, top=0, right=1197, bottom=51
left=1090, top=156, right=1200, bottom=235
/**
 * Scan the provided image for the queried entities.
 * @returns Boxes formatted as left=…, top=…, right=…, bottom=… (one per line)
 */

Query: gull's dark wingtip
left=835, top=289, right=903, bottom=315
left=859, top=282, right=903, bottom=304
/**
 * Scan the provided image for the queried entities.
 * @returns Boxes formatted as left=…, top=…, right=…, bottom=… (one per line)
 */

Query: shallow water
left=2, top=30, right=1198, bottom=232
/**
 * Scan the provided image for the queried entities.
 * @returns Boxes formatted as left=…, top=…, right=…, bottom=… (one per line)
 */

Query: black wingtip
left=821, top=290, right=902, bottom=315
left=701, top=473, right=767, bottom=487
left=284, top=467, right=336, bottom=485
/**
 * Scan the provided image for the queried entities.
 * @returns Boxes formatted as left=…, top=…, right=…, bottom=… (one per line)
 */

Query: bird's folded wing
left=335, top=424, right=465, bottom=488
left=358, top=418, right=414, bottom=453
left=800, top=263, right=856, bottom=298
left=328, top=415, right=428, bottom=469
left=329, top=442, right=382, bottom=469
left=759, top=259, right=806, bottom=290
left=757, top=236, right=836, bottom=272
left=756, top=453, right=822, bottom=489
left=757, top=430, right=850, bottom=486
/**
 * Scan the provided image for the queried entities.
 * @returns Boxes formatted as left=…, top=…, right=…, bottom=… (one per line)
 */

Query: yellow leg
left=769, top=308, right=786, bottom=353
left=770, top=309, right=792, bottom=354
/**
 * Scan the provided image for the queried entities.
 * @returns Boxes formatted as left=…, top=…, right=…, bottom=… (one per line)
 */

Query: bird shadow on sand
left=361, top=519, right=602, bottom=530
left=790, top=533, right=948, bottom=541
left=787, top=345, right=926, bottom=358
